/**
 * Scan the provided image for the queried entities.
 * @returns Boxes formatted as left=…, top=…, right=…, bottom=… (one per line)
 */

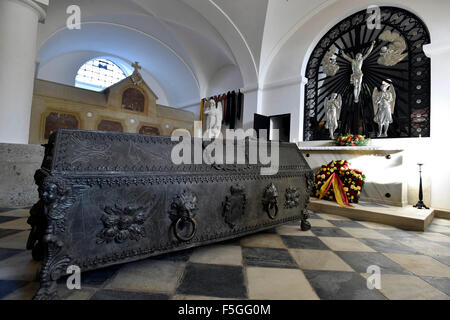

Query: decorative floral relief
left=97, top=204, right=150, bottom=244
left=284, top=187, right=300, bottom=209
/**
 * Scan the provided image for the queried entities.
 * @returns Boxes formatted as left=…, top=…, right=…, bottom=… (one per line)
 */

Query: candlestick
left=413, top=163, right=429, bottom=210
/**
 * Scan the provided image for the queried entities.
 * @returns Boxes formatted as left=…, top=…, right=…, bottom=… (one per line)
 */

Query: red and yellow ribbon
left=317, top=172, right=352, bottom=207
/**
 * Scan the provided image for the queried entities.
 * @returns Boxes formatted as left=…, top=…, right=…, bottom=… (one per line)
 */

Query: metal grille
left=303, top=7, right=431, bottom=141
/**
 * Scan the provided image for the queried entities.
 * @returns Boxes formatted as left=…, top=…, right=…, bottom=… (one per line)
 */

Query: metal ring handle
left=174, top=217, right=197, bottom=242
left=266, top=203, right=279, bottom=220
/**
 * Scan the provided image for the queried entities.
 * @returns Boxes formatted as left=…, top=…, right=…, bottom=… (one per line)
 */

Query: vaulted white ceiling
left=37, top=0, right=339, bottom=108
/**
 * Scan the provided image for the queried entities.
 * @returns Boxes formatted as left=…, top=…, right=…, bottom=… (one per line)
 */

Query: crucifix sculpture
left=131, top=61, right=143, bottom=86
left=341, top=41, right=376, bottom=103
left=132, top=61, right=142, bottom=72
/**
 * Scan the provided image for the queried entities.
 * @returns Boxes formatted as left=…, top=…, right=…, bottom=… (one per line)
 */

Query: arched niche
left=122, top=87, right=146, bottom=113
left=303, top=6, right=431, bottom=141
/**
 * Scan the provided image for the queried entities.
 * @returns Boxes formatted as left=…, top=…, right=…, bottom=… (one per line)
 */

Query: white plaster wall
left=426, top=48, right=450, bottom=211
left=0, top=0, right=40, bottom=144
left=260, top=0, right=450, bottom=210
left=242, top=89, right=259, bottom=131
left=206, top=64, right=244, bottom=98
left=182, top=0, right=259, bottom=89
left=261, top=82, right=302, bottom=143
left=260, top=0, right=331, bottom=78
left=213, top=0, right=269, bottom=68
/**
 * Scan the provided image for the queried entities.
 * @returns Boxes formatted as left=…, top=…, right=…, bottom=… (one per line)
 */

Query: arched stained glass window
left=75, top=58, right=127, bottom=91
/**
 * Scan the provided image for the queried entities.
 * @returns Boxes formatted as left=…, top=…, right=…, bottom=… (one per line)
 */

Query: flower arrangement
left=312, top=160, right=365, bottom=206
left=334, top=134, right=370, bottom=147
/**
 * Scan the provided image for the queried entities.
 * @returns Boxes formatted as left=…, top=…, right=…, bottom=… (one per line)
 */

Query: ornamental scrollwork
left=284, top=187, right=301, bottom=209
left=28, top=172, right=89, bottom=300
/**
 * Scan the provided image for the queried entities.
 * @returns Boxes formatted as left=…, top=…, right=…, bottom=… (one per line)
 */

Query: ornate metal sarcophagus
left=27, top=129, right=313, bottom=299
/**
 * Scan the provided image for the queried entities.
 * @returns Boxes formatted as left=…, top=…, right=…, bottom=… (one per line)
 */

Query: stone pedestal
left=0, top=143, right=44, bottom=207
left=298, top=145, right=407, bottom=207
left=0, top=0, right=46, bottom=144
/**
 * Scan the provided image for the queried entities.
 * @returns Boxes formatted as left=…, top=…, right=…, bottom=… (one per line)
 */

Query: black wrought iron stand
left=414, top=163, right=429, bottom=210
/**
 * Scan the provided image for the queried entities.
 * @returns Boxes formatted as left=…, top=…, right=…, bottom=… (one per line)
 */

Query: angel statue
left=378, top=30, right=408, bottom=67
left=322, top=47, right=340, bottom=77
left=341, top=41, right=376, bottom=103
left=373, top=80, right=396, bottom=137
left=324, top=93, right=342, bottom=140
left=204, top=98, right=223, bottom=139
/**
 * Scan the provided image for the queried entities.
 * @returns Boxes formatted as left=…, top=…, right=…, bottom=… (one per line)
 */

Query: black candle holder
left=414, top=163, right=429, bottom=210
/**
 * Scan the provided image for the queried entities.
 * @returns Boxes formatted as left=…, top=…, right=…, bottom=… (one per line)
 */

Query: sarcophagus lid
left=42, top=130, right=311, bottom=177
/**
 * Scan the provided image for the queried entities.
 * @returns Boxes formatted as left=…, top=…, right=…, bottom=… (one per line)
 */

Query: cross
left=132, top=61, right=142, bottom=73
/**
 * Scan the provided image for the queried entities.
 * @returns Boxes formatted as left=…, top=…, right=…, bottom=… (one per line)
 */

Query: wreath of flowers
left=312, top=160, right=366, bottom=204
left=334, top=134, right=370, bottom=147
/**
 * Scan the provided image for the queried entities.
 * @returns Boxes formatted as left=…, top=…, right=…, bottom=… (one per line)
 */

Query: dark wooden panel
left=139, top=125, right=160, bottom=136
left=44, top=112, right=79, bottom=139
left=98, top=119, right=123, bottom=132
left=122, top=88, right=145, bottom=113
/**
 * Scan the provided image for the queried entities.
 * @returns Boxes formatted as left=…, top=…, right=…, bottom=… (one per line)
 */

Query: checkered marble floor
left=0, top=207, right=449, bottom=300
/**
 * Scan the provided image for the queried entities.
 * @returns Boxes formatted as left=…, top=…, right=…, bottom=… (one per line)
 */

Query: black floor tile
left=0, top=280, right=29, bottom=299
left=258, top=228, right=277, bottom=234
left=434, top=240, right=450, bottom=249
left=281, top=236, right=328, bottom=250
left=0, top=208, right=16, bottom=213
left=0, top=248, right=24, bottom=261
left=151, top=248, right=195, bottom=262
left=336, top=252, right=411, bottom=275
left=57, top=265, right=122, bottom=287
left=311, top=227, right=351, bottom=238
left=308, top=212, right=322, bottom=219
left=285, top=220, right=301, bottom=226
left=421, top=277, right=450, bottom=296
left=0, top=229, right=23, bottom=239
left=242, top=247, right=297, bottom=269
left=219, top=237, right=243, bottom=246
left=82, top=265, right=123, bottom=286
left=91, top=289, right=170, bottom=300
left=177, top=263, right=247, bottom=299
left=375, top=229, right=421, bottom=240
left=303, top=270, right=386, bottom=300
left=329, top=220, right=366, bottom=228
left=432, top=255, right=450, bottom=266
left=0, top=216, right=21, bottom=224
left=359, top=239, right=419, bottom=254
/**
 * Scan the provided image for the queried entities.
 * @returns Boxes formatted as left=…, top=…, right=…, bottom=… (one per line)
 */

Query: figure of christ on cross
left=341, top=41, right=376, bottom=103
